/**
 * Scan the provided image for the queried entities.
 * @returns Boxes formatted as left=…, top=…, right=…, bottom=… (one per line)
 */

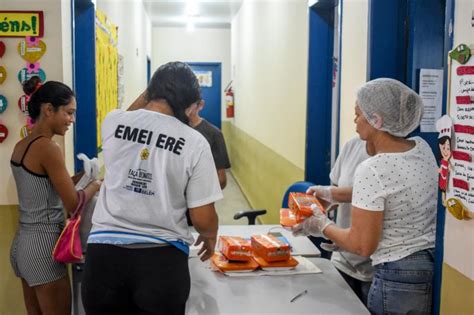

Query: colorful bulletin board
left=0, top=11, right=44, bottom=37
left=95, top=9, right=118, bottom=150
left=446, top=45, right=474, bottom=217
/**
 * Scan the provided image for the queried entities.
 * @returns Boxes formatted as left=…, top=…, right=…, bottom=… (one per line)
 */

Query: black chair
left=233, top=209, right=267, bottom=225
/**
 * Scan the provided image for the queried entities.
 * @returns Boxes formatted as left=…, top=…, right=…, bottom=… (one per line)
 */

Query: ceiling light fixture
left=186, top=0, right=199, bottom=17
left=185, top=0, right=199, bottom=32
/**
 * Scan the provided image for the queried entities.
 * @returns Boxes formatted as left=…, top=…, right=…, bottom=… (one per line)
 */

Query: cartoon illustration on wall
left=436, top=115, right=453, bottom=204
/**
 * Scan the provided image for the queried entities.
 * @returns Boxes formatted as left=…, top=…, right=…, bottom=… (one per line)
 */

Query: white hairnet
left=356, top=78, right=424, bottom=137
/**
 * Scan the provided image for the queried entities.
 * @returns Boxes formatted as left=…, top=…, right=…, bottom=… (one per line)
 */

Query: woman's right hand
left=194, top=235, right=216, bottom=261
left=83, top=179, right=102, bottom=203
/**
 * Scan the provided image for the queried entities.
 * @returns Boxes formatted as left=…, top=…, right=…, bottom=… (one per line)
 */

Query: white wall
left=339, top=0, right=368, bottom=148
left=96, top=0, right=152, bottom=109
left=152, top=26, right=231, bottom=120
left=0, top=0, right=71, bottom=204
left=61, top=0, right=74, bottom=173
left=231, top=0, right=309, bottom=169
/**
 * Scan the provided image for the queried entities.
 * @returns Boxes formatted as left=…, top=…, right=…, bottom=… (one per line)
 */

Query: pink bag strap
left=71, top=190, right=86, bottom=219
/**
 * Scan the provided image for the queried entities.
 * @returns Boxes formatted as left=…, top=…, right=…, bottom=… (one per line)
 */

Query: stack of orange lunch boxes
left=280, top=192, right=325, bottom=228
left=211, top=234, right=300, bottom=272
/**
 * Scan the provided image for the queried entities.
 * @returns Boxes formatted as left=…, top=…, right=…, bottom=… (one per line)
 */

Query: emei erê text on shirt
left=114, top=124, right=186, bottom=155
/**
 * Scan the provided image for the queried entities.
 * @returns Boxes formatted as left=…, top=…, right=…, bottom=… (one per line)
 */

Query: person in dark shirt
left=187, top=99, right=231, bottom=189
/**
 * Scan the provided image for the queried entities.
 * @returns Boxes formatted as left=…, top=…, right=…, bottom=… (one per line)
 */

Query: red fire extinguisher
left=225, top=87, right=234, bottom=118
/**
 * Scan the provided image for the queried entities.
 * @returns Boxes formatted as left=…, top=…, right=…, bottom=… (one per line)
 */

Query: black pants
left=338, top=269, right=371, bottom=306
left=81, top=244, right=190, bottom=315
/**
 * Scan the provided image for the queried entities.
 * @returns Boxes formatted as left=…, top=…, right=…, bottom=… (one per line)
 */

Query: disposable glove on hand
left=292, top=204, right=334, bottom=238
left=320, top=242, right=340, bottom=252
left=306, top=185, right=335, bottom=203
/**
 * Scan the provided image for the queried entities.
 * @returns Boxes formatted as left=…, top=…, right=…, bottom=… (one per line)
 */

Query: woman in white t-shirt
left=81, top=62, right=222, bottom=315
left=294, top=78, right=437, bottom=315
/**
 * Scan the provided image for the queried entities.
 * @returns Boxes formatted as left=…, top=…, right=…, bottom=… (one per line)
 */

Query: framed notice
left=194, top=71, right=213, bottom=87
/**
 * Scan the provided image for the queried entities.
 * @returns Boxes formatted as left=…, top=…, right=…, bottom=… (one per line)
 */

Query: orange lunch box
left=211, top=252, right=259, bottom=273
left=219, top=236, right=252, bottom=261
left=280, top=208, right=304, bottom=228
left=288, top=192, right=325, bottom=221
left=253, top=254, right=299, bottom=270
left=250, top=234, right=290, bottom=262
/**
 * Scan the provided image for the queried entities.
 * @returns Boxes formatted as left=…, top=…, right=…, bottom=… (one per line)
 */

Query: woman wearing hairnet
left=293, top=78, right=437, bottom=314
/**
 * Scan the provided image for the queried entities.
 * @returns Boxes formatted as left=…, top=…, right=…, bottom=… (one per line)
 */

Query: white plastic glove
left=306, top=185, right=335, bottom=203
left=292, top=204, right=334, bottom=238
left=75, top=153, right=100, bottom=190
left=320, top=243, right=340, bottom=252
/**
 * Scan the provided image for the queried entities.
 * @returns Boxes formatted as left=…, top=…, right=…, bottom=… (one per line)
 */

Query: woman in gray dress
left=10, top=76, right=100, bottom=315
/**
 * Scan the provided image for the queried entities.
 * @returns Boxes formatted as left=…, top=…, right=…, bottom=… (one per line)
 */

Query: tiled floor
left=215, top=170, right=252, bottom=225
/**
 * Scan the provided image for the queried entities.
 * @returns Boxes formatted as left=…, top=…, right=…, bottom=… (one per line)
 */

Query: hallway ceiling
left=143, top=0, right=243, bottom=28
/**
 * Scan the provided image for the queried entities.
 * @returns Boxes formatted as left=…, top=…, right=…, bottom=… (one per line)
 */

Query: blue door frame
left=367, top=1, right=455, bottom=313
left=305, top=0, right=341, bottom=184
left=187, top=62, right=222, bottom=130
left=71, top=0, right=97, bottom=172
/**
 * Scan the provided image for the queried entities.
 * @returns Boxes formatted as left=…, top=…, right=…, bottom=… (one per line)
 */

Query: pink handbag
left=52, top=190, right=86, bottom=263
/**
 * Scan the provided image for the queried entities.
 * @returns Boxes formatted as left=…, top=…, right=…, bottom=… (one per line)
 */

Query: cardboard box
left=251, top=234, right=290, bottom=262
left=219, top=236, right=252, bottom=261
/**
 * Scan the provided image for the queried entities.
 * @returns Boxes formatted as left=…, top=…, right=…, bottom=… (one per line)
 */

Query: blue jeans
left=367, top=248, right=434, bottom=315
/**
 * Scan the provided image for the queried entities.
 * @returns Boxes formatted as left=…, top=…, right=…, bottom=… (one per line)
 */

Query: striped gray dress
left=10, top=136, right=67, bottom=286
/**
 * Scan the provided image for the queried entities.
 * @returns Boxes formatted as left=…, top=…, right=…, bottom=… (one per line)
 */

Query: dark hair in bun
left=146, top=61, right=201, bottom=124
left=23, top=76, right=75, bottom=120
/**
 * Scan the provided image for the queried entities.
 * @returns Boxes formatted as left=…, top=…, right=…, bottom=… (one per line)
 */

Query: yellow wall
left=222, top=122, right=304, bottom=223
left=0, top=205, right=26, bottom=315
left=440, top=263, right=474, bottom=315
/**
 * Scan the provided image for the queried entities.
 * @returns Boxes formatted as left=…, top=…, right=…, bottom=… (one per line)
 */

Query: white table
left=186, top=257, right=369, bottom=315
left=191, top=224, right=320, bottom=257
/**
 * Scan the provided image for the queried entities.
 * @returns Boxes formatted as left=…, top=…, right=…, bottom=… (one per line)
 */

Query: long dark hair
left=146, top=62, right=201, bottom=124
left=23, top=76, right=75, bottom=120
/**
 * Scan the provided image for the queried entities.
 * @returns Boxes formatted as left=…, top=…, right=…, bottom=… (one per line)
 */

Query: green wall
left=0, top=205, right=26, bottom=315
left=222, top=121, right=304, bottom=224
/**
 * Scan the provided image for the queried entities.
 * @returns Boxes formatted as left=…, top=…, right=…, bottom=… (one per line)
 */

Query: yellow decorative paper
left=95, top=9, right=118, bottom=150
left=17, top=39, right=46, bottom=63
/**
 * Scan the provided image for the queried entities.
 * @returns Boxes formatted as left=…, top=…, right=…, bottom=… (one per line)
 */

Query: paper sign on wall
left=194, top=71, right=213, bottom=87
left=0, top=11, right=44, bottom=37
left=447, top=46, right=474, bottom=214
left=420, top=69, right=443, bottom=132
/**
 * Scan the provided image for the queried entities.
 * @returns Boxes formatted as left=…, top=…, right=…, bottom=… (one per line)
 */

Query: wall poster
left=95, top=9, right=118, bottom=151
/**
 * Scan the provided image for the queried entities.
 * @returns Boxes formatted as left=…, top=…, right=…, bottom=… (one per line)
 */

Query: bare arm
left=42, top=142, right=100, bottom=213
left=71, top=171, right=85, bottom=185
left=330, top=187, right=352, bottom=203
left=324, top=206, right=384, bottom=257
left=217, top=169, right=227, bottom=189
left=189, top=203, right=219, bottom=261
left=127, top=91, right=147, bottom=111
